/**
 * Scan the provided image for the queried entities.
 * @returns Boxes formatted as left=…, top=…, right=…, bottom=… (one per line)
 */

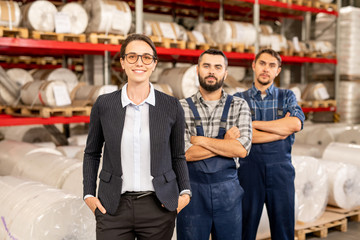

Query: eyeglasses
left=124, top=53, right=155, bottom=65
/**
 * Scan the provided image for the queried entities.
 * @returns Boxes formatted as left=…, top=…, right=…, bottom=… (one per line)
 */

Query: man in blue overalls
left=177, top=49, right=252, bottom=240
left=235, top=49, right=305, bottom=240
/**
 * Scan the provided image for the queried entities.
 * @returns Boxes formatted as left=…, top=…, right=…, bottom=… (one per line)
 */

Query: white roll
left=211, top=20, right=256, bottom=46
left=0, top=139, right=62, bottom=176
left=21, top=80, right=70, bottom=107
left=153, top=83, right=174, bottom=96
left=72, top=84, right=118, bottom=105
left=336, top=128, right=360, bottom=145
left=1, top=125, right=53, bottom=143
left=0, top=1, right=21, bottom=27
left=293, top=156, right=328, bottom=223
left=85, top=0, right=131, bottom=35
left=0, top=176, right=95, bottom=240
left=320, top=161, right=360, bottom=209
left=61, top=163, right=83, bottom=196
left=59, top=2, right=88, bottom=34
left=301, top=82, right=330, bottom=101
left=6, top=68, right=34, bottom=87
left=158, top=65, right=198, bottom=99
left=0, top=81, right=16, bottom=105
left=20, top=0, right=57, bottom=31
left=68, top=134, right=88, bottom=146
left=304, top=126, right=335, bottom=147
left=32, top=68, right=78, bottom=93
left=56, top=145, right=85, bottom=159
left=292, top=143, right=326, bottom=158
left=323, top=142, right=360, bottom=167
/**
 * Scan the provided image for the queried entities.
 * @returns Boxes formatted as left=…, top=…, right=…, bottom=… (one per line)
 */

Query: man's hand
left=177, top=194, right=191, bottom=213
left=224, top=126, right=240, bottom=139
left=85, top=196, right=106, bottom=214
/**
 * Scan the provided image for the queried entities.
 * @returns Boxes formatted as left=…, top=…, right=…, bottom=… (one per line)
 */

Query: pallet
left=295, top=211, right=347, bottom=240
left=187, top=41, right=214, bottom=50
left=305, top=52, right=336, bottom=59
left=149, top=36, right=186, bottom=49
left=0, top=26, right=29, bottom=38
left=313, top=0, right=337, bottom=11
left=88, top=33, right=126, bottom=45
left=326, top=206, right=360, bottom=222
left=218, top=43, right=255, bottom=53
left=32, top=31, right=86, bottom=42
left=5, top=105, right=92, bottom=118
left=340, top=75, right=360, bottom=81
left=0, top=105, right=6, bottom=114
left=299, top=99, right=336, bottom=108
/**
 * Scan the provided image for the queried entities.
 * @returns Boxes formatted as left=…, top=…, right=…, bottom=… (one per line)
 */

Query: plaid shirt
left=180, top=90, right=252, bottom=158
left=235, top=84, right=305, bottom=145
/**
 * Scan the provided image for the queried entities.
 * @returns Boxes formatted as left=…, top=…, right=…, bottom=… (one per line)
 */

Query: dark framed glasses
left=124, top=53, right=155, bottom=65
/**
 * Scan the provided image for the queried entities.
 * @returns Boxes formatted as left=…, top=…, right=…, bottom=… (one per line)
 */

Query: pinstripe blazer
left=83, top=89, right=191, bottom=215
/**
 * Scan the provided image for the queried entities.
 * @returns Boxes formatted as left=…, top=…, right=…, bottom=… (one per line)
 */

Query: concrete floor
left=307, top=221, right=360, bottom=240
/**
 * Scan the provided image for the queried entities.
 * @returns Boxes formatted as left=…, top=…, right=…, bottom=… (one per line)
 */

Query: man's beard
left=198, top=74, right=225, bottom=92
left=257, top=74, right=272, bottom=86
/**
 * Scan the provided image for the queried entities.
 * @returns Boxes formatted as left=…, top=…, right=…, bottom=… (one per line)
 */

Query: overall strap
left=241, top=90, right=255, bottom=121
left=217, top=95, right=233, bottom=139
left=276, top=89, right=285, bottom=119
left=186, top=97, right=204, bottom=136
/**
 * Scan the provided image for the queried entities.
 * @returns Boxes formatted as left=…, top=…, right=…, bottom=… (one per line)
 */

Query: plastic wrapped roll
left=84, top=0, right=131, bottom=35
left=6, top=68, right=34, bottom=87
left=304, top=126, right=335, bottom=147
left=34, top=141, right=57, bottom=149
left=21, top=80, right=70, bottom=107
left=323, top=142, right=360, bottom=167
left=58, top=2, right=88, bottom=34
left=144, top=21, right=187, bottom=41
left=0, top=140, right=62, bottom=176
left=31, top=68, right=78, bottom=93
left=158, top=65, right=198, bottom=99
left=293, top=156, right=328, bottom=223
left=0, top=176, right=95, bottom=240
left=61, top=163, right=83, bottom=196
left=194, top=22, right=212, bottom=36
left=20, top=0, right=57, bottom=31
left=292, top=143, right=326, bottom=158
left=301, top=82, right=330, bottom=101
left=153, top=83, right=174, bottom=96
left=1, top=125, right=54, bottom=143
left=68, top=134, right=88, bottom=146
left=71, top=84, right=118, bottom=105
left=0, top=81, right=16, bottom=104
left=56, top=145, right=85, bottom=159
left=211, top=21, right=256, bottom=46
left=0, top=66, right=20, bottom=104
left=336, top=128, right=360, bottom=144
left=337, top=81, right=360, bottom=124
left=0, top=1, right=21, bottom=27
left=320, top=161, right=360, bottom=209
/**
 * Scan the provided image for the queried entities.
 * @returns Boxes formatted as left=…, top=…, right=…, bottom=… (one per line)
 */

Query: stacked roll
left=211, top=21, right=256, bottom=47
left=0, top=66, right=20, bottom=105
left=6, top=68, right=34, bottom=87
left=31, top=68, right=78, bottom=93
left=323, top=142, right=360, bottom=167
left=339, top=6, right=360, bottom=76
left=0, top=176, right=95, bottom=240
left=337, top=81, right=360, bottom=124
left=20, top=0, right=57, bottom=32
left=58, top=2, right=88, bottom=34
left=293, top=156, right=328, bottom=223
left=320, top=161, right=360, bottom=209
left=0, top=1, right=21, bottom=27
left=84, top=0, right=131, bottom=35
left=336, top=128, right=360, bottom=145
left=1, top=125, right=54, bottom=143
left=71, top=84, right=118, bottom=106
left=144, top=21, right=187, bottom=41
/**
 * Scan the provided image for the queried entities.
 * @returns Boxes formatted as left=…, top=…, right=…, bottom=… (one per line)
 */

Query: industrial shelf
left=0, top=114, right=90, bottom=127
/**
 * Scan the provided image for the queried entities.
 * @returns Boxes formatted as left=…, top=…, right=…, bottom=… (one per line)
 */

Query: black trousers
left=95, top=193, right=177, bottom=240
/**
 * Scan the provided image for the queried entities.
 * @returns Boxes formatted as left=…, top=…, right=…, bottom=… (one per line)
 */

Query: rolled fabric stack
left=323, top=142, right=360, bottom=167
left=319, top=161, right=360, bottom=209
left=293, top=155, right=328, bottom=223
left=0, top=176, right=95, bottom=240
left=58, top=2, right=88, bottom=34
left=0, top=1, right=21, bottom=28
left=158, top=65, right=198, bottom=99
left=20, top=0, right=57, bottom=32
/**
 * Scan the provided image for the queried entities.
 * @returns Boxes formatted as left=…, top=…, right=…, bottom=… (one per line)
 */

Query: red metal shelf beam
left=0, top=114, right=90, bottom=127
left=301, top=106, right=336, bottom=113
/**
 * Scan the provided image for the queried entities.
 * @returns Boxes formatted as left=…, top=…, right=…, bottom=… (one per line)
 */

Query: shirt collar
left=121, top=83, right=156, bottom=108
left=250, top=83, right=275, bottom=97
left=195, top=89, right=227, bottom=104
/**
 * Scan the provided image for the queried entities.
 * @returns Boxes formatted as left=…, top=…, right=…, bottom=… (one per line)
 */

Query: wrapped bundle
left=320, top=161, right=360, bottom=209
left=153, top=83, right=174, bottom=96
left=336, top=128, right=360, bottom=145
left=293, top=156, right=328, bottom=223
left=158, top=65, right=198, bottom=99
left=6, top=68, right=34, bottom=87
left=292, top=143, right=326, bottom=158
left=301, top=82, right=330, bottom=101
left=20, top=0, right=57, bottom=31
left=84, top=0, right=131, bottom=35
left=71, top=84, right=118, bottom=106
left=211, top=21, right=256, bottom=46
left=31, top=68, right=78, bottom=93
left=144, top=20, right=187, bottom=41
left=58, top=2, right=88, bottom=34
left=323, top=142, right=360, bottom=167
left=337, top=81, right=360, bottom=124
left=0, top=176, right=95, bottom=240
left=68, top=134, right=88, bottom=146
left=56, top=145, right=85, bottom=159
left=0, top=66, right=20, bottom=105
left=0, top=1, right=21, bottom=27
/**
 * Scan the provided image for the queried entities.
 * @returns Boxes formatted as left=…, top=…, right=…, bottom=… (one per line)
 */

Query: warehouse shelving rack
left=0, top=0, right=339, bottom=127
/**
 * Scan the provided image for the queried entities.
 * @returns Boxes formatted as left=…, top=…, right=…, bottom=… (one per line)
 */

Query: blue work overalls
left=238, top=89, right=295, bottom=240
left=177, top=95, right=244, bottom=240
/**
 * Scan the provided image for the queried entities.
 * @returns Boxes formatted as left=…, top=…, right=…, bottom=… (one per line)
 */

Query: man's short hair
left=198, top=49, right=228, bottom=68
left=254, top=49, right=282, bottom=67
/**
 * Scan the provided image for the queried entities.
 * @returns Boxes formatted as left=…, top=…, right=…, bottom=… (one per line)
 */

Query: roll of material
left=153, top=83, right=174, bottom=96
left=71, top=84, right=118, bottom=105
left=301, top=82, right=330, bottom=101
left=194, top=22, right=212, bottom=37
left=6, top=68, right=34, bottom=87
left=0, top=66, right=21, bottom=104
left=0, top=1, right=21, bottom=27
left=84, top=0, right=131, bottom=35
left=1, top=125, right=54, bottom=143
left=0, top=176, right=95, bottom=240
left=157, top=65, right=198, bottom=99
left=68, top=134, right=88, bottom=146
left=211, top=20, right=256, bottom=46
left=20, top=0, right=57, bottom=32
left=323, top=142, right=360, bottom=167
left=0, top=81, right=16, bottom=105
left=293, top=156, right=328, bottom=223
left=61, top=163, right=83, bottom=196
left=304, top=126, right=335, bottom=147
left=292, top=143, right=326, bottom=158
left=33, top=141, right=57, bottom=149
left=31, top=68, right=78, bottom=93
left=337, top=81, right=360, bottom=124
left=56, top=145, right=85, bottom=159
left=21, top=80, right=70, bottom=107
left=58, top=2, right=88, bottom=34
left=336, top=128, right=360, bottom=145
left=320, top=161, right=360, bottom=209
left=144, top=20, right=187, bottom=41
left=0, top=140, right=62, bottom=175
